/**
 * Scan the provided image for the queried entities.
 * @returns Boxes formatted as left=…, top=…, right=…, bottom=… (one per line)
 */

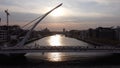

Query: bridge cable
left=15, top=3, right=63, bottom=47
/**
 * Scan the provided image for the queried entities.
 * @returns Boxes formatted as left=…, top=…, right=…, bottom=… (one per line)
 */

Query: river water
left=25, top=34, right=108, bottom=62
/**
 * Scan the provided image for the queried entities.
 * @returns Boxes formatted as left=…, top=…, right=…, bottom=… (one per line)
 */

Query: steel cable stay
left=9, top=15, right=42, bottom=45
left=21, top=15, right=42, bottom=29
left=14, top=3, right=63, bottom=47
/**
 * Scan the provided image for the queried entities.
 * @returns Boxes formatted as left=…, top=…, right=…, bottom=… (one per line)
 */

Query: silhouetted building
left=87, top=27, right=115, bottom=40
left=0, top=25, right=22, bottom=43
left=88, top=28, right=97, bottom=38
left=69, top=30, right=81, bottom=38
left=63, top=28, right=66, bottom=33
left=97, top=27, right=115, bottom=40
left=79, top=30, right=88, bottom=39
left=115, top=26, right=120, bottom=41
left=40, top=28, right=50, bottom=36
left=30, top=31, right=41, bottom=39
left=41, top=28, right=50, bottom=32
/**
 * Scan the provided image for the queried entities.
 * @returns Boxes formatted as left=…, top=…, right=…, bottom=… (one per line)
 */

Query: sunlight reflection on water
left=25, top=34, right=108, bottom=62
left=48, top=35, right=62, bottom=46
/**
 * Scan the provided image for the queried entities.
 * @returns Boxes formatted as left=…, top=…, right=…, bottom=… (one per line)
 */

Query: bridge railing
left=1, top=45, right=119, bottom=50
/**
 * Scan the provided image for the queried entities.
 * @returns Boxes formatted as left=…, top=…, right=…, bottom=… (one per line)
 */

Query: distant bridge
left=1, top=46, right=120, bottom=53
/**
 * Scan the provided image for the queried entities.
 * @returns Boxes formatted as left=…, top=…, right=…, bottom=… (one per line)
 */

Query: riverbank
left=76, top=37, right=113, bottom=46
left=67, top=35, right=119, bottom=47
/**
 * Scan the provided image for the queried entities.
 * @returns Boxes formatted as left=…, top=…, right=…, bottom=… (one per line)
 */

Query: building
left=0, top=25, right=22, bottom=43
left=97, top=27, right=115, bottom=40
left=39, top=28, right=51, bottom=36
left=79, top=30, right=89, bottom=39
left=87, top=27, right=115, bottom=40
left=88, top=28, right=97, bottom=38
left=115, top=26, right=120, bottom=41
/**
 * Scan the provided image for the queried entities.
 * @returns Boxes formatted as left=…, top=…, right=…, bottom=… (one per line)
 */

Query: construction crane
left=5, top=9, right=10, bottom=26
left=5, top=10, right=10, bottom=44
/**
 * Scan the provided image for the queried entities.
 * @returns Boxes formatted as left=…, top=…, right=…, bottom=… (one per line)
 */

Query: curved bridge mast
left=15, top=3, right=63, bottom=47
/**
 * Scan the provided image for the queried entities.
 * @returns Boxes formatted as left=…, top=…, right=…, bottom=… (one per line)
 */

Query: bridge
left=1, top=3, right=120, bottom=54
left=1, top=46, right=120, bottom=53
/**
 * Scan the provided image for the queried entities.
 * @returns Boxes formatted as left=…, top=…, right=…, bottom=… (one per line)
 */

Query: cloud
left=0, top=0, right=120, bottom=30
left=76, top=0, right=120, bottom=4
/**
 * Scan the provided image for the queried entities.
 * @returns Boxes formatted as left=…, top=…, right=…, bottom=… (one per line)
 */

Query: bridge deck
left=1, top=46, right=120, bottom=53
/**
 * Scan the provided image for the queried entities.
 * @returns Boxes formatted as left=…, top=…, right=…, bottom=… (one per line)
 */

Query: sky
left=0, top=0, right=120, bottom=31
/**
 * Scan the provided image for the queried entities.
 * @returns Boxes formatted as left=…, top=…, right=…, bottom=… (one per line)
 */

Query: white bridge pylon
left=15, top=3, right=63, bottom=47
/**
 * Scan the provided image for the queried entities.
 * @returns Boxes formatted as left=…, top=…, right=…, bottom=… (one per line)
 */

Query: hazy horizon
left=0, top=0, right=120, bottom=31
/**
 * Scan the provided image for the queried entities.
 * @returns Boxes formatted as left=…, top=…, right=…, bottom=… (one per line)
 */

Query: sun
left=45, top=7, right=64, bottom=17
left=51, top=8, right=64, bottom=17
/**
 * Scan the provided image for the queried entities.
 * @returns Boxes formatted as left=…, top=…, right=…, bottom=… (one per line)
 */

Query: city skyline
left=0, top=0, right=120, bottom=31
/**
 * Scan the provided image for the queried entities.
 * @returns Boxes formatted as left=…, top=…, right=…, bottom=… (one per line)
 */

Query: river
left=25, top=34, right=109, bottom=62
